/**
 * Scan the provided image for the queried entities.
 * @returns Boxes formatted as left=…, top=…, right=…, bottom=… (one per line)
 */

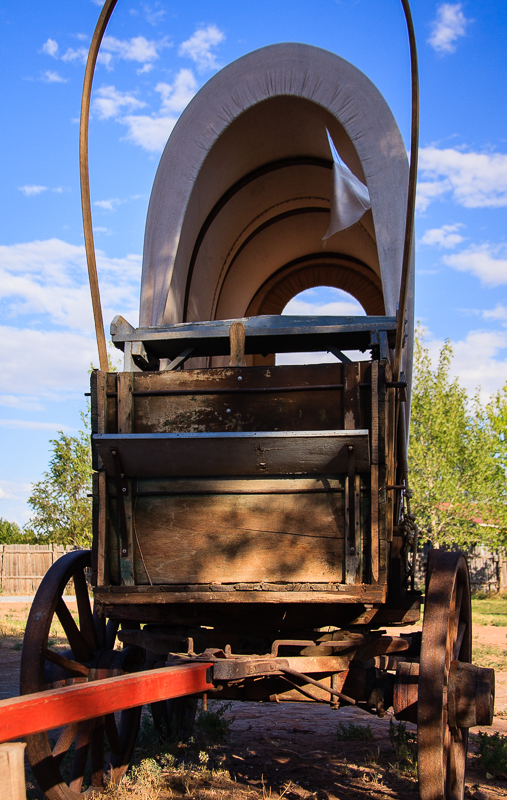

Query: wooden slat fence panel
left=416, top=544, right=506, bottom=594
left=0, top=545, right=77, bottom=595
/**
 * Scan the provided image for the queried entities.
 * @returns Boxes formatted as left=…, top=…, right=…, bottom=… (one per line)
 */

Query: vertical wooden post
left=229, top=322, right=247, bottom=367
left=117, top=372, right=135, bottom=585
left=0, top=742, right=27, bottom=800
left=343, top=363, right=361, bottom=584
left=0, top=545, right=4, bottom=593
left=370, top=361, right=379, bottom=584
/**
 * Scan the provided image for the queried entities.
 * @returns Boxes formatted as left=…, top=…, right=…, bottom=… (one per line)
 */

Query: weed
left=336, top=721, right=374, bottom=742
left=194, top=702, right=234, bottom=747
left=12, top=641, right=22, bottom=651
left=389, top=720, right=417, bottom=775
left=477, top=732, right=507, bottom=779
left=472, top=595, right=507, bottom=627
left=364, top=745, right=381, bottom=766
left=99, top=758, right=163, bottom=798
left=473, top=643, right=507, bottom=670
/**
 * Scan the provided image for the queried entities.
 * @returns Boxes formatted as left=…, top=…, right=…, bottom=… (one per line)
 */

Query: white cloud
left=93, top=85, right=146, bottom=119
left=483, top=305, right=507, bottom=325
left=117, top=68, right=198, bottom=152
left=94, top=198, right=122, bottom=211
left=102, top=35, right=170, bottom=65
left=121, top=114, right=177, bottom=152
left=428, top=3, right=471, bottom=53
left=0, top=238, right=140, bottom=333
left=41, top=70, right=68, bottom=84
left=277, top=291, right=366, bottom=365
left=137, top=63, right=154, bottom=75
left=178, top=25, right=225, bottom=72
left=416, top=179, right=451, bottom=212
left=426, top=330, right=507, bottom=402
left=143, top=4, right=166, bottom=26
left=0, top=419, right=74, bottom=431
left=18, top=185, right=47, bottom=197
left=283, top=296, right=364, bottom=317
left=444, top=245, right=507, bottom=286
left=418, top=146, right=507, bottom=210
left=420, top=223, right=465, bottom=249
left=61, top=47, right=88, bottom=65
left=0, top=480, right=32, bottom=501
left=0, top=395, right=44, bottom=412
left=41, top=38, right=58, bottom=57
left=156, top=69, right=197, bottom=113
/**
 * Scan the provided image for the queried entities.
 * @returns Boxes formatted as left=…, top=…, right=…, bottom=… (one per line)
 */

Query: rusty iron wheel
left=20, top=550, right=142, bottom=799
left=418, top=550, right=472, bottom=800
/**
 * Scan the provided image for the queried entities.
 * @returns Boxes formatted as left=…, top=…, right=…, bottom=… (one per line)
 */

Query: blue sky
left=1, top=0, right=506, bottom=525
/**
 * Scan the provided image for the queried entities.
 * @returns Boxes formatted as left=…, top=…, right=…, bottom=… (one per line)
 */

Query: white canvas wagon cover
left=139, top=42, right=414, bottom=366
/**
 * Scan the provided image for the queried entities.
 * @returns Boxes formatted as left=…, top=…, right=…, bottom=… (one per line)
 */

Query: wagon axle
left=394, top=659, right=495, bottom=728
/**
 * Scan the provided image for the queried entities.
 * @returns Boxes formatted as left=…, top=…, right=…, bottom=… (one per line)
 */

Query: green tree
left=409, top=328, right=506, bottom=550
left=487, top=381, right=507, bottom=479
left=0, top=518, right=36, bottom=544
left=25, top=426, right=92, bottom=547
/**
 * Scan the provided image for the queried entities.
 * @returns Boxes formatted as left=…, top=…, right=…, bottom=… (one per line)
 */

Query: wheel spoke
left=52, top=722, right=79, bottom=769
left=90, top=718, right=105, bottom=788
left=45, top=648, right=90, bottom=678
left=69, top=719, right=93, bottom=793
left=56, top=598, right=93, bottom=662
left=93, top=603, right=106, bottom=649
left=453, top=622, right=466, bottom=661
left=105, top=619, right=120, bottom=651
left=104, top=713, right=122, bottom=757
left=22, top=551, right=142, bottom=799
left=74, top=569, right=99, bottom=653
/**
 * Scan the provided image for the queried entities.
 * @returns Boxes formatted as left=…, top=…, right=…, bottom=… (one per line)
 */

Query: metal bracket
left=347, top=445, right=356, bottom=555
left=163, top=347, right=195, bottom=371
left=111, top=448, right=129, bottom=558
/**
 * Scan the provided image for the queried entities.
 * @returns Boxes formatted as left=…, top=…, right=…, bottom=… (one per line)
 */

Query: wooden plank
left=370, top=361, right=380, bottom=583
left=228, top=321, right=247, bottom=367
left=94, top=430, right=370, bottom=479
left=133, top=362, right=344, bottom=393
left=134, top=475, right=345, bottom=496
left=0, top=742, right=26, bottom=800
left=370, top=464, right=379, bottom=583
left=116, top=373, right=135, bottom=586
left=134, top=386, right=344, bottom=434
left=117, top=372, right=134, bottom=434
left=377, top=362, right=388, bottom=584
left=95, top=471, right=107, bottom=586
left=343, top=363, right=360, bottom=430
left=133, top=492, right=345, bottom=584
left=110, top=315, right=398, bottom=360
left=95, top=585, right=387, bottom=604
left=0, top=664, right=214, bottom=744
left=91, top=370, right=107, bottom=471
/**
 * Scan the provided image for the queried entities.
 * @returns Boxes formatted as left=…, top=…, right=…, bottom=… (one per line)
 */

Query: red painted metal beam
left=0, top=662, right=214, bottom=744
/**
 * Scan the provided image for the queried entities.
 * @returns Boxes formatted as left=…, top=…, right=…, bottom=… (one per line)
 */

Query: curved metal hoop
left=79, top=0, right=119, bottom=372
left=79, top=0, right=418, bottom=374
left=395, top=0, right=419, bottom=381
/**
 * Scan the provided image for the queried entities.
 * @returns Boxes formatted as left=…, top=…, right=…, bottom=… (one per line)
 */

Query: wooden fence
left=415, top=544, right=507, bottom=594
left=0, top=545, right=77, bottom=595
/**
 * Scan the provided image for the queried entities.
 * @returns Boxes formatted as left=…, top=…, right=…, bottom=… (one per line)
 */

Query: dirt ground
left=1, top=600, right=506, bottom=800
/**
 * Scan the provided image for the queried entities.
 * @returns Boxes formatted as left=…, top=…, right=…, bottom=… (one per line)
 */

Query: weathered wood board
left=110, top=314, right=397, bottom=360
left=132, top=489, right=346, bottom=584
left=94, top=430, right=370, bottom=478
